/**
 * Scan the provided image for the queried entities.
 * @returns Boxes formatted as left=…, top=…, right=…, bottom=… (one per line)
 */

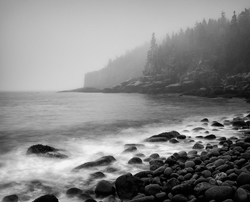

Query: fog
left=0, top=0, right=249, bottom=91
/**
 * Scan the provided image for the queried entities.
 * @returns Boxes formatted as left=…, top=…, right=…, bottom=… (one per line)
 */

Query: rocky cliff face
left=84, top=43, right=149, bottom=88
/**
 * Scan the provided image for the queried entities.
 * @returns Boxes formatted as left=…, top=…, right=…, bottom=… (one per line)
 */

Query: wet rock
left=115, top=173, right=144, bottom=200
left=177, top=135, right=186, bottom=139
left=128, top=157, right=143, bottom=164
left=232, top=120, right=247, bottom=128
left=85, top=199, right=97, bottom=202
left=123, top=146, right=137, bottom=153
left=169, top=139, right=179, bottom=144
left=78, top=193, right=93, bottom=201
left=194, top=182, right=215, bottom=195
left=153, top=165, right=166, bottom=176
left=201, top=118, right=209, bottom=122
left=73, top=155, right=116, bottom=170
left=214, top=159, right=226, bottom=167
left=149, top=153, right=160, bottom=159
left=95, top=180, right=115, bottom=197
left=149, top=159, right=164, bottom=171
left=129, top=196, right=155, bottom=202
left=33, top=194, right=58, bottom=202
left=164, top=167, right=173, bottom=178
left=134, top=171, right=153, bottom=178
left=205, top=186, right=234, bottom=201
left=185, top=161, right=195, bottom=168
left=192, top=127, right=205, bottom=132
left=2, top=195, right=18, bottom=202
left=27, top=144, right=68, bottom=159
left=237, top=172, right=250, bottom=186
left=146, top=131, right=180, bottom=142
left=234, top=187, right=248, bottom=202
left=66, top=187, right=83, bottom=198
left=192, top=142, right=204, bottom=149
left=211, top=121, right=224, bottom=127
left=204, top=134, right=216, bottom=140
left=145, top=184, right=161, bottom=195
left=171, top=194, right=188, bottom=202
left=162, top=178, right=180, bottom=192
left=178, top=151, right=187, bottom=159
left=135, top=153, right=145, bottom=158
left=90, top=172, right=106, bottom=179
left=125, top=144, right=145, bottom=148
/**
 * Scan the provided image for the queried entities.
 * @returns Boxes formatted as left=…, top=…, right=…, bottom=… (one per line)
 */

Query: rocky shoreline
left=2, top=113, right=250, bottom=202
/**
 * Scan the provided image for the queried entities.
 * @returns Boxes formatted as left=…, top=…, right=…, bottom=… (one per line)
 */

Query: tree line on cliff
left=144, top=9, right=250, bottom=87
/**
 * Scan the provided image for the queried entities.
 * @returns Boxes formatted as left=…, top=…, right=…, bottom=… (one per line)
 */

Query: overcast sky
left=0, top=0, right=249, bottom=91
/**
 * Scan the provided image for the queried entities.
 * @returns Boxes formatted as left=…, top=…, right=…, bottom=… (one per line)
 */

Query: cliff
left=84, top=43, right=149, bottom=88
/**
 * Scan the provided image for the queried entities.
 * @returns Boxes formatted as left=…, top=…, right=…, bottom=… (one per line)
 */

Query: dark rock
left=149, top=153, right=160, bottom=159
left=153, top=165, right=166, bottom=176
left=146, top=131, right=180, bottom=142
left=194, top=182, right=215, bottom=195
left=205, top=186, right=234, bottom=201
left=27, top=144, right=68, bottom=159
left=169, top=139, right=179, bottom=144
left=90, top=172, right=106, bottom=179
left=171, top=194, right=188, bottom=202
left=237, top=172, right=250, bottom=186
left=125, top=144, right=145, bottom=148
left=73, top=155, right=116, bottom=170
left=211, top=121, right=224, bottom=127
left=134, top=171, right=153, bottom=178
left=177, top=135, right=186, bottom=139
left=33, top=194, right=58, bottom=202
left=155, top=192, right=167, bottom=201
left=135, top=153, right=145, bottom=158
left=232, top=120, right=247, bottom=128
left=234, top=187, right=248, bottom=202
left=78, top=193, right=93, bottom=201
left=66, top=187, right=83, bottom=198
left=192, top=127, right=206, bottom=132
left=2, top=195, right=18, bottom=202
left=202, top=170, right=212, bottom=178
left=214, top=159, right=226, bottom=167
left=164, top=167, right=173, bottom=178
left=244, top=137, right=250, bottom=143
left=171, top=180, right=194, bottom=195
left=149, top=159, right=164, bottom=171
left=162, top=178, right=180, bottom=192
left=185, top=161, right=195, bottom=168
left=192, top=143, right=204, bottom=149
left=95, top=180, right=115, bottom=197
left=144, top=184, right=161, bottom=195
left=115, top=173, right=144, bottom=200
left=85, top=199, right=97, bottom=202
left=146, top=137, right=168, bottom=142
left=201, top=118, right=209, bottom=122
left=129, top=196, right=155, bottom=202
left=123, top=146, right=137, bottom=153
left=128, top=157, right=143, bottom=164
left=204, top=134, right=216, bottom=140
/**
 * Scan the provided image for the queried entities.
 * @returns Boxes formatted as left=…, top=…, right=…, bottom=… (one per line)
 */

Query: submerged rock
left=128, top=157, right=143, bottom=164
left=73, top=155, right=116, bottom=171
left=2, top=195, right=18, bottom=202
left=211, top=121, right=224, bottom=127
left=32, top=194, right=58, bottom=202
left=26, top=144, right=68, bottom=159
left=66, top=187, right=83, bottom=198
left=146, top=131, right=180, bottom=142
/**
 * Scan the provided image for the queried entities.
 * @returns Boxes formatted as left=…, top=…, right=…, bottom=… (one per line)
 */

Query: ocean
left=0, top=92, right=249, bottom=201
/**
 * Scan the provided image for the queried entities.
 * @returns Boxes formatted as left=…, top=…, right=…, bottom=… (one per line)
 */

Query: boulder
left=237, top=172, right=250, bottom=186
left=205, top=186, right=234, bottom=201
left=204, top=134, right=216, bottom=140
left=144, top=184, right=161, bottom=196
left=128, top=157, right=143, bottom=164
left=211, top=121, right=224, bottom=127
left=201, top=118, right=209, bottom=122
left=66, top=187, right=83, bottom=198
left=26, top=144, right=68, bottom=159
left=115, top=173, right=144, bottom=200
left=2, top=195, right=18, bottom=202
left=146, top=131, right=180, bottom=142
left=123, top=146, right=137, bottom=153
left=73, top=155, right=116, bottom=170
left=95, top=180, right=115, bottom=197
left=234, top=187, right=248, bottom=202
left=149, top=159, right=164, bottom=171
left=32, top=194, right=58, bottom=202
left=192, top=143, right=204, bottom=149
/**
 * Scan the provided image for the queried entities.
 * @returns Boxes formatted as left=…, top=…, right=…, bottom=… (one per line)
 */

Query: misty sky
left=0, top=0, right=250, bottom=91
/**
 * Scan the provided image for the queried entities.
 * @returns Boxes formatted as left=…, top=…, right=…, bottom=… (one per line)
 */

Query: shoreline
left=2, top=111, right=250, bottom=202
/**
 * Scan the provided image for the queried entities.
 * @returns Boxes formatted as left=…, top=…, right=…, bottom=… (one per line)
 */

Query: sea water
left=0, top=92, right=249, bottom=201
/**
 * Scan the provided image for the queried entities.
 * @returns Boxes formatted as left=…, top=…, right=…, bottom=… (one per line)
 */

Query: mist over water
left=0, top=92, right=249, bottom=201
